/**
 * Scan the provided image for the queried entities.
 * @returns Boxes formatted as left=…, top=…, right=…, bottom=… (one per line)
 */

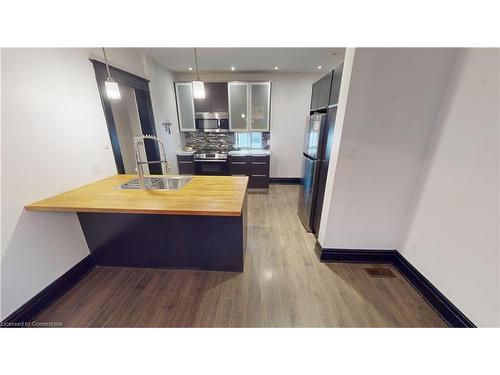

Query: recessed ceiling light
left=317, top=65, right=323, bottom=69
left=188, top=67, right=193, bottom=71
left=231, top=66, right=236, bottom=71
left=273, top=66, right=279, bottom=70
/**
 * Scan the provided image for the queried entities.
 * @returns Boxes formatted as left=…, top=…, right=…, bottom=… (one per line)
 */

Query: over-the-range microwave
left=195, top=112, right=229, bottom=132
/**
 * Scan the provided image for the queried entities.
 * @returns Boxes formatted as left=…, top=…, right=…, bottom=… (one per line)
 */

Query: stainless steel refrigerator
left=298, top=112, right=328, bottom=232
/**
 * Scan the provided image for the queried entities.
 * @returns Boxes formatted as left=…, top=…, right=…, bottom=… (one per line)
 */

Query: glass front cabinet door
left=228, top=82, right=249, bottom=131
left=249, top=82, right=271, bottom=131
left=175, top=82, right=196, bottom=132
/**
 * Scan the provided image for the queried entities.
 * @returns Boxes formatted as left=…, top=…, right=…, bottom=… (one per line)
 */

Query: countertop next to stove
left=176, top=150, right=196, bottom=156
left=228, top=149, right=271, bottom=156
left=177, top=149, right=271, bottom=156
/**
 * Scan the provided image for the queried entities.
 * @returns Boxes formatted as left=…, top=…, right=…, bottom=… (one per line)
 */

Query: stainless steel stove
left=194, top=152, right=228, bottom=160
left=194, top=151, right=229, bottom=175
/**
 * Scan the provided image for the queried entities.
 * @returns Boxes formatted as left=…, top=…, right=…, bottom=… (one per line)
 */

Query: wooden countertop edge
left=24, top=175, right=248, bottom=217
left=24, top=205, right=243, bottom=217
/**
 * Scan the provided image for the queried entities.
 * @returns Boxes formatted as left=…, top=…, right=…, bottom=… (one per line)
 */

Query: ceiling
left=144, top=48, right=345, bottom=74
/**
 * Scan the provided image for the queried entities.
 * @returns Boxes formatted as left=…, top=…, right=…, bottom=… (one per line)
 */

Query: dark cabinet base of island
left=77, top=198, right=247, bottom=272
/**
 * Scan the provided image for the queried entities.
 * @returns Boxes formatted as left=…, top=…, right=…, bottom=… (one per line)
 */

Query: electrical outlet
left=92, top=161, right=101, bottom=174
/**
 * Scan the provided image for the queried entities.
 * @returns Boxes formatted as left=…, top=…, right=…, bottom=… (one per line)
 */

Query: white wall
left=89, top=48, right=147, bottom=78
left=176, top=72, right=321, bottom=177
left=144, top=56, right=182, bottom=174
left=318, top=48, right=458, bottom=249
left=399, top=49, right=500, bottom=327
left=0, top=48, right=146, bottom=319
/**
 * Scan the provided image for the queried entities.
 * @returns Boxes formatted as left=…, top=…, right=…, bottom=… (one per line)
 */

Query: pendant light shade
left=102, top=47, right=121, bottom=100
left=105, top=78, right=121, bottom=100
left=192, top=80, right=205, bottom=99
left=192, top=48, right=205, bottom=99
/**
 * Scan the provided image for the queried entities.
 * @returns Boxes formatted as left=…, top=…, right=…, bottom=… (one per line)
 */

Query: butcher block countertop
left=25, top=174, right=249, bottom=217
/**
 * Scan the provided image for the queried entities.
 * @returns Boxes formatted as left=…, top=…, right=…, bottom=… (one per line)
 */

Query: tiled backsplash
left=262, top=132, right=270, bottom=150
left=183, top=131, right=270, bottom=152
left=184, top=132, right=235, bottom=152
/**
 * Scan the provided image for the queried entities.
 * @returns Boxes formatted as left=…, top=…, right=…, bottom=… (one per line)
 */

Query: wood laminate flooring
left=33, top=185, right=447, bottom=327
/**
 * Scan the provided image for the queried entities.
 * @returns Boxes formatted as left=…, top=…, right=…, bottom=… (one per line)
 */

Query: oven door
left=194, top=160, right=229, bottom=175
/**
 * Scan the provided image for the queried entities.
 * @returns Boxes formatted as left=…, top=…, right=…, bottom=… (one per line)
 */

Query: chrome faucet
left=134, top=134, right=170, bottom=189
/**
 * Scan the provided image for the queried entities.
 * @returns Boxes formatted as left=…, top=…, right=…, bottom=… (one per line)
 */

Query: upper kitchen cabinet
left=228, top=81, right=271, bottom=131
left=210, top=82, right=229, bottom=112
left=329, top=63, right=344, bottom=107
left=310, top=71, right=332, bottom=111
left=249, top=82, right=271, bottom=131
left=228, top=82, right=249, bottom=131
left=310, top=81, right=320, bottom=111
left=193, top=82, right=228, bottom=113
left=175, top=82, right=196, bottom=131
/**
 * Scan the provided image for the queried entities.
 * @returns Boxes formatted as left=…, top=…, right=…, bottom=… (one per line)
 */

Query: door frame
left=90, top=59, right=161, bottom=174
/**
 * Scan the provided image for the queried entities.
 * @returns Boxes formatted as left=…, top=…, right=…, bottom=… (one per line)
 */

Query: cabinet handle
left=251, top=174, right=267, bottom=177
left=251, top=162, right=267, bottom=165
left=231, top=162, right=247, bottom=165
left=178, top=161, right=193, bottom=164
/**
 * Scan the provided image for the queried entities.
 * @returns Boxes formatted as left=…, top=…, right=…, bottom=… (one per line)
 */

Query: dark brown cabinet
left=229, top=154, right=270, bottom=189
left=310, top=72, right=332, bottom=111
left=310, top=81, right=320, bottom=111
left=177, top=154, right=195, bottom=175
left=329, top=63, right=343, bottom=106
left=193, top=82, right=228, bottom=113
left=210, top=83, right=229, bottom=112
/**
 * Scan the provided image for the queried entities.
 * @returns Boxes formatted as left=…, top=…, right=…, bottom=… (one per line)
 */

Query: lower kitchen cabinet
left=177, top=154, right=195, bottom=175
left=229, top=154, right=270, bottom=190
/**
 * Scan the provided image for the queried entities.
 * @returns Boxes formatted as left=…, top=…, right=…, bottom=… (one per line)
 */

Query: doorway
left=91, top=59, right=162, bottom=175
left=109, top=87, right=145, bottom=173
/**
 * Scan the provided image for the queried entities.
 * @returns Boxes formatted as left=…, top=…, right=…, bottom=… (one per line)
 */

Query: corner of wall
left=317, top=48, right=356, bottom=247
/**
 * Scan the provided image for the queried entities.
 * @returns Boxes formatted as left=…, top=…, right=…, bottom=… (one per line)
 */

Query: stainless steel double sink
left=119, top=176, right=192, bottom=190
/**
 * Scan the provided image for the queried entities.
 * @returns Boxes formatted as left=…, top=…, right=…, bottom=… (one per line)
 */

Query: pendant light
left=192, top=48, right=205, bottom=99
left=102, top=47, right=121, bottom=100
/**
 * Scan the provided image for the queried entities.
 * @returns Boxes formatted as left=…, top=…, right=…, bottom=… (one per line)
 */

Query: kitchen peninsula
left=26, top=175, right=248, bottom=271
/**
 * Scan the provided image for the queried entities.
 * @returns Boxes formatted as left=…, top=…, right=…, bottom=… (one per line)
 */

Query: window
left=235, top=132, right=263, bottom=149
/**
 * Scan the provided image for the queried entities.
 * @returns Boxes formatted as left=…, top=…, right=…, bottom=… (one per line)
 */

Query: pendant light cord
left=194, top=47, right=200, bottom=80
left=102, top=47, right=112, bottom=79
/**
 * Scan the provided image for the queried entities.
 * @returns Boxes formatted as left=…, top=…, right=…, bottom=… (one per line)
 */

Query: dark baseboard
left=315, top=242, right=476, bottom=328
left=270, top=177, right=300, bottom=184
left=1, top=255, right=96, bottom=327
left=391, top=252, right=475, bottom=328
left=314, top=242, right=398, bottom=263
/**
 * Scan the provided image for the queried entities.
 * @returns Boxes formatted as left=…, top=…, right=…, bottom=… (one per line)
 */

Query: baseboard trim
left=315, top=242, right=398, bottom=263
left=1, top=255, right=96, bottom=327
left=314, top=242, right=476, bottom=328
left=270, top=177, right=300, bottom=184
left=391, top=252, right=475, bottom=328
